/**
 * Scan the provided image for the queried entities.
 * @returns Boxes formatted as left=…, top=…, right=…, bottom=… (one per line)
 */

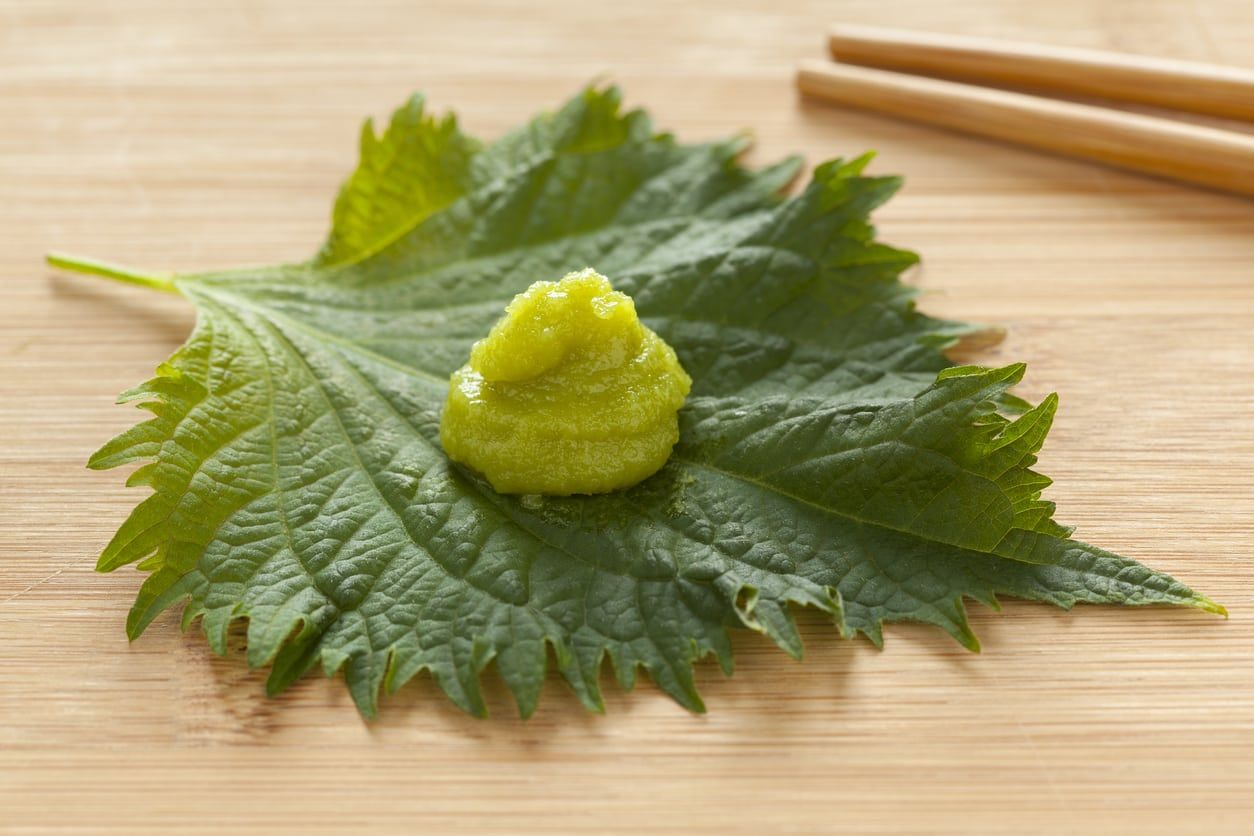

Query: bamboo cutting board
left=2, top=1, right=1252, bottom=832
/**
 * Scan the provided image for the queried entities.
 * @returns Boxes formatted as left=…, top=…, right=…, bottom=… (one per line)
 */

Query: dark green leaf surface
left=66, top=87, right=1221, bottom=717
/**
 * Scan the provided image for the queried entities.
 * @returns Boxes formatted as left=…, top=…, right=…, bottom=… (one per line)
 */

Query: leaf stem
left=45, top=251, right=178, bottom=294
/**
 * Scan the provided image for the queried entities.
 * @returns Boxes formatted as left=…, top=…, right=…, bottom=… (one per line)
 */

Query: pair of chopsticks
left=796, top=25, right=1254, bottom=197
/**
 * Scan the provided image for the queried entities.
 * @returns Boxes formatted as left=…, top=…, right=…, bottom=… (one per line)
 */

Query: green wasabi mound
left=440, top=269, right=692, bottom=495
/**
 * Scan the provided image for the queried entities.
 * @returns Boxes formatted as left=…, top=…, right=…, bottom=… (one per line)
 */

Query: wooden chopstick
left=827, top=24, right=1254, bottom=122
left=796, top=61, right=1254, bottom=197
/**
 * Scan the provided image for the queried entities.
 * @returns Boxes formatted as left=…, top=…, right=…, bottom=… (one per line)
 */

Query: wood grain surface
left=2, top=1, right=1252, bottom=833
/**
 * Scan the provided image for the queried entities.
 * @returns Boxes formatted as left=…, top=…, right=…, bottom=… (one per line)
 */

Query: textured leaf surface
left=71, top=87, right=1220, bottom=717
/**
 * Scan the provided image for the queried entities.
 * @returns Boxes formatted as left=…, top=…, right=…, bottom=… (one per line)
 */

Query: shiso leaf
left=54, top=86, right=1221, bottom=718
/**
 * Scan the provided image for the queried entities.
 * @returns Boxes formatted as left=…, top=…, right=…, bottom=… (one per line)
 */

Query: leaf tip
left=847, top=150, right=877, bottom=173
left=674, top=687, right=708, bottom=714
left=1194, top=594, right=1228, bottom=618
left=862, top=624, right=885, bottom=650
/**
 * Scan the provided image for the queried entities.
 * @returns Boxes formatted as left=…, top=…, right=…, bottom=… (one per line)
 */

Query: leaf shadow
left=166, top=583, right=1041, bottom=744
left=370, top=610, right=872, bottom=742
left=48, top=271, right=194, bottom=347
left=183, top=611, right=874, bottom=745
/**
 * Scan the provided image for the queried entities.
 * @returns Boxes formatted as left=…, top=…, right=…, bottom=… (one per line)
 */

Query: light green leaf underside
left=78, top=86, right=1220, bottom=718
